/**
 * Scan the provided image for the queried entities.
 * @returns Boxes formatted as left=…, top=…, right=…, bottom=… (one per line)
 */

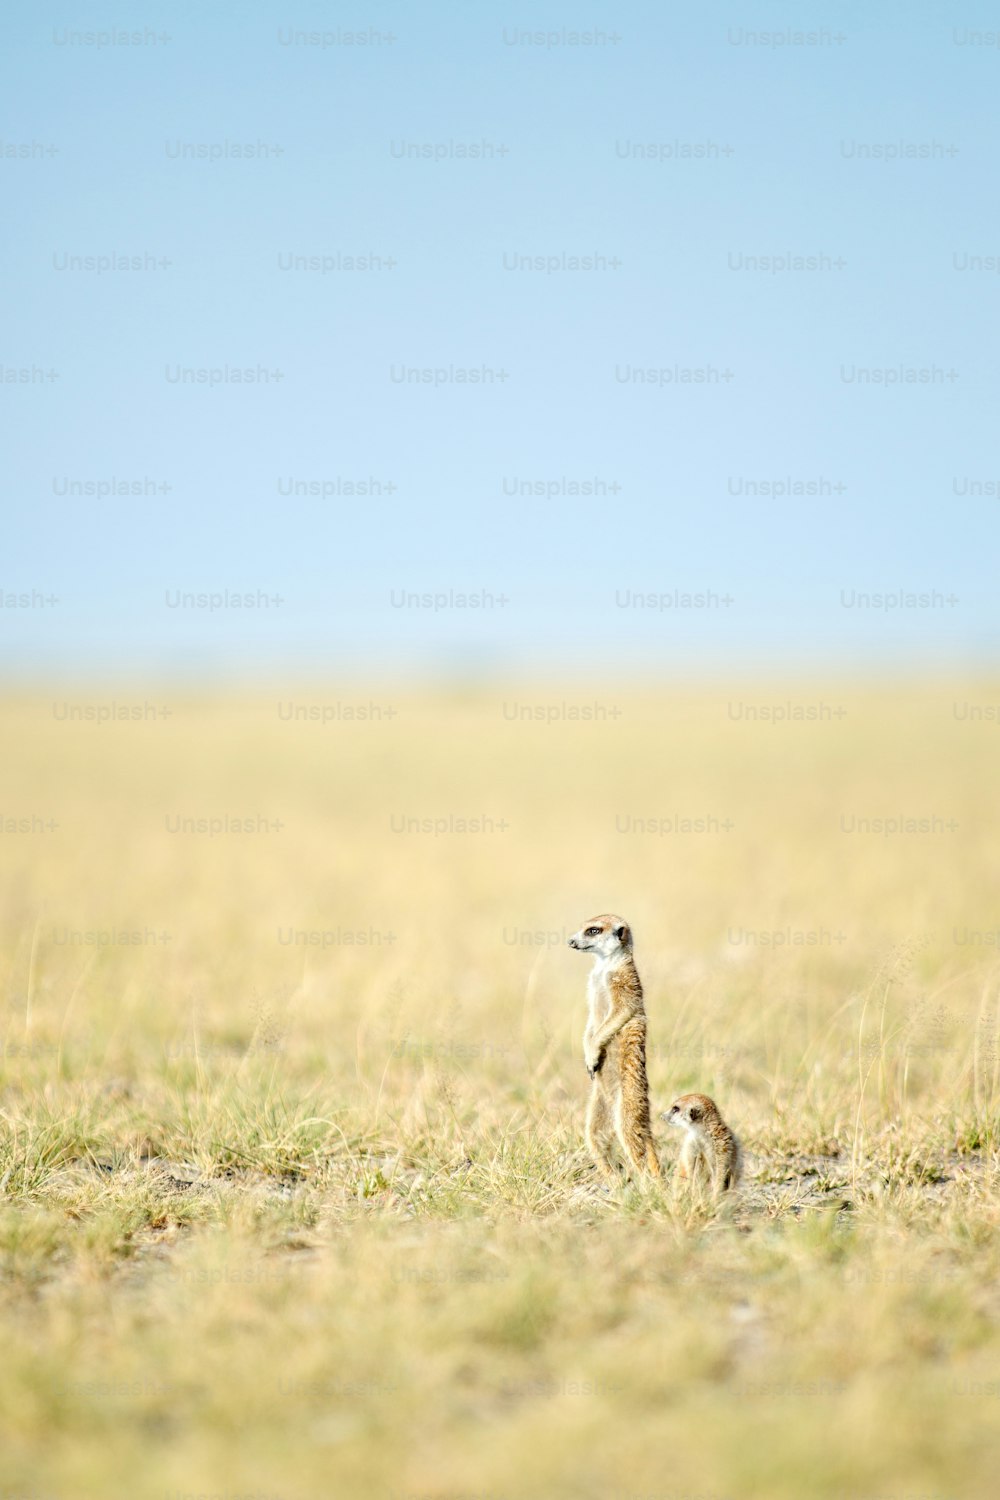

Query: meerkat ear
left=615, top=924, right=629, bottom=942
left=689, top=1105, right=702, bottom=1122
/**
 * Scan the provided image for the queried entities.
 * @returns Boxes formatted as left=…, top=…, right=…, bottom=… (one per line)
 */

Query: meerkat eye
left=585, top=927, right=601, bottom=937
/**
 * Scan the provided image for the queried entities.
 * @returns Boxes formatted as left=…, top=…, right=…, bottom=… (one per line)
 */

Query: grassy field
left=2, top=680, right=1000, bottom=1500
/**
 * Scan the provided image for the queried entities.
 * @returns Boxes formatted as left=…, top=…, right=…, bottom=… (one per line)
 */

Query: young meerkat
left=663, top=1092, right=742, bottom=1192
left=568, top=914, right=660, bottom=1182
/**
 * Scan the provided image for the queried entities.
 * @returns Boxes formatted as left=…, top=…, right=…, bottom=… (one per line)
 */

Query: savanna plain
left=2, top=682, right=999, bottom=1500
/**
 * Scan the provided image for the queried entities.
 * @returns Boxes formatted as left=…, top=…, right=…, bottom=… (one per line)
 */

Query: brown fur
left=664, top=1092, right=742, bottom=1192
left=568, top=914, right=661, bottom=1183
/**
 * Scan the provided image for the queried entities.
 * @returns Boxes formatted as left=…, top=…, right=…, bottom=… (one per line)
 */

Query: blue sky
left=4, top=0, right=998, bottom=678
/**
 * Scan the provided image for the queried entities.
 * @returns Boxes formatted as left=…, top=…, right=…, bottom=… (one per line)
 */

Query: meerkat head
left=663, top=1092, right=718, bottom=1131
left=567, top=914, right=632, bottom=960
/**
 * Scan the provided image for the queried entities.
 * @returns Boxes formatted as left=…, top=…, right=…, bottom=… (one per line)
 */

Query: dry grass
left=2, top=680, right=1000, bottom=1499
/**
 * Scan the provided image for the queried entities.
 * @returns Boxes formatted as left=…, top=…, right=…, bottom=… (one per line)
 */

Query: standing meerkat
left=663, top=1092, right=742, bottom=1192
left=567, top=914, right=660, bottom=1182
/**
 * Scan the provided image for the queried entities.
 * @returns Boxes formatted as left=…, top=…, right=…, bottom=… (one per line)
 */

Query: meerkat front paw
left=585, top=1049, right=604, bottom=1078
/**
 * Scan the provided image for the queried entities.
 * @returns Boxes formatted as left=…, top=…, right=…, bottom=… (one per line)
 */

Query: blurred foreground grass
left=2, top=680, right=1000, bottom=1499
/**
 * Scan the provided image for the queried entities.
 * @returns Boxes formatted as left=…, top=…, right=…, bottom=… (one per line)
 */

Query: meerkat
left=663, top=1092, right=742, bottom=1192
left=567, top=914, right=660, bottom=1183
